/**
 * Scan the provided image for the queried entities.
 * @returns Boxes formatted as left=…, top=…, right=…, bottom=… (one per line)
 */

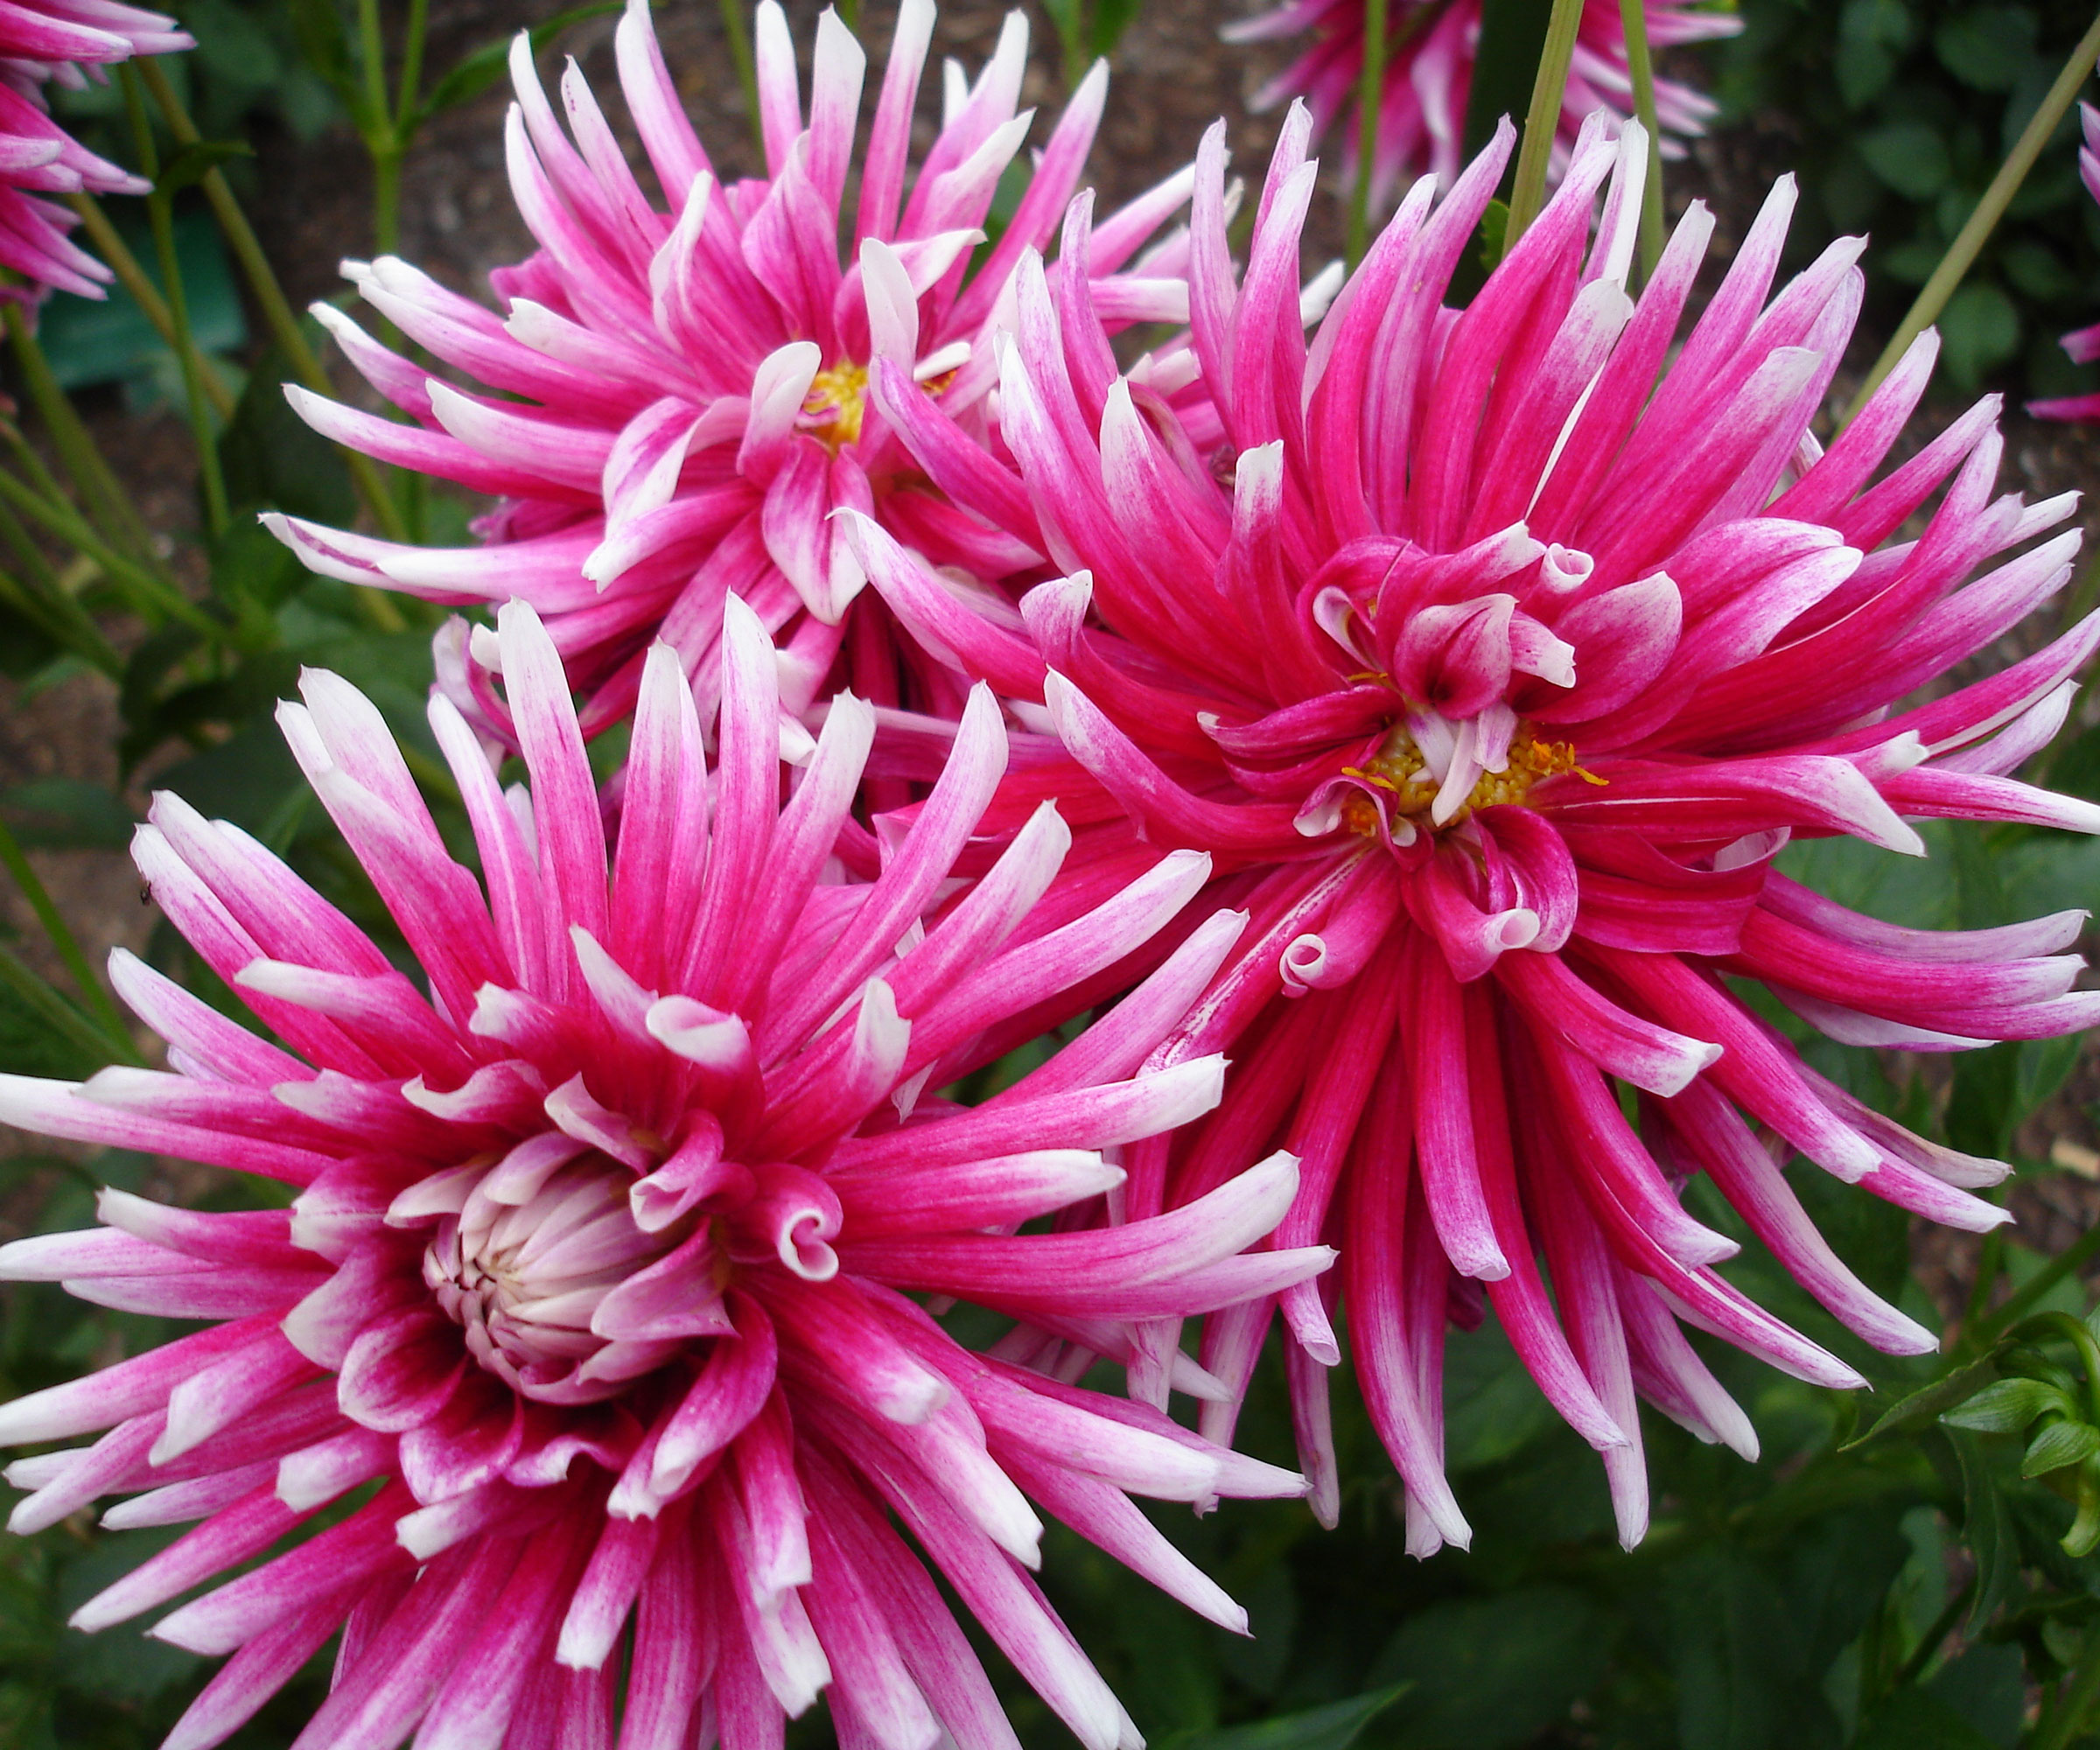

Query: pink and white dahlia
left=861, top=112, right=2100, bottom=1551
left=0, top=600, right=1328, bottom=1750
left=271, top=0, right=1194, bottom=742
left=0, top=0, right=188, bottom=297
left=2029, top=98, right=2100, bottom=421
left=1223, top=0, right=1736, bottom=206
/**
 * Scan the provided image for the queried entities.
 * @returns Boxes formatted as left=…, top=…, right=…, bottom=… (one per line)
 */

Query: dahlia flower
left=1222, top=0, right=1736, bottom=206
left=270, top=0, right=1195, bottom=744
left=2029, top=98, right=2100, bottom=421
left=860, top=110, right=2100, bottom=1551
left=0, top=599, right=1330, bottom=1750
left=0, top=1, right=188, bottom=297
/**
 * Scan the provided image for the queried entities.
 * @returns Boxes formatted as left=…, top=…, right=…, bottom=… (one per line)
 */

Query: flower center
left=800, top=360, right=869, bottom=452
left=424, top=1155, right=691, bottom=1404
left=1339, top=723, right=1583, bottom=837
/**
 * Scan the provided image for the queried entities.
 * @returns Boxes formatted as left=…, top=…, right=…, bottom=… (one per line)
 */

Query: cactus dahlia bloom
left=860, top=110, right=2100, bottom=1552
left=2030, top=99, right=2100, bottom=422
left=1222, top=0, right=1735, bottom=206
left=0, top=1, right=188, bottom=297
left=0, top=599, right=1329, bottom=1750
left=271, top=0, right=1194, bottom=745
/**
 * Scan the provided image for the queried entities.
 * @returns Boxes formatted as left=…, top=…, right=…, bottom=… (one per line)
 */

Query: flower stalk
left=0, top=811, right=135, bottom=1060
left=1502, top=0, right=1587, bottom=255
left=66, top=192, right=235, bottom=421
left=1844, top=6, right=2100, bottom=422
left=1616, top=0, right=1665, bottom=278
left=1347, top=0, right=1390, bottom=266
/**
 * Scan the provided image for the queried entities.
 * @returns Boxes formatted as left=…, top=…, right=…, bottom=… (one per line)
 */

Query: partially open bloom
left=862, top=112, right=2100, bottom=1551
left=0, top=599, right=1329, bottom=1750
left=271, top=0, right=1194, bottom=743
left=0, top=1, right=188, bottom=297
left=1222, top=0, right=1736, bottom=205
left=2029, top=98, right=2100, bottom=422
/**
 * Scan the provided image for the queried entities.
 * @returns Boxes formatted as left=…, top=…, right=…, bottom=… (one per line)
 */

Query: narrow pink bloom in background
left=1222, top=0, right=1736, bottom=205
left=0, top=0, right=188, bottom=296
left=865, top=110, right=2100, bottom=1552
left=273, top=0, right=1195, bottom=747
left=2029, top=97, right=2100, bottom=421
left=0, top=600, right=1326, bottom=1750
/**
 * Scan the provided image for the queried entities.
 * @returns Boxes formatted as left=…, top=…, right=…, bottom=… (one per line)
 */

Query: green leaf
left=1366, top=1589, right=1606, bottom=1750
left=1940, top=1376, right=2062, bottom=1435
left=1933, top=7, right=2040, bottom=93
left=0, top=974, right=104, bottom=1080
left=1858, top=122, right=1952, bottom=200
left=1844, top=1347, right=2006, bottom=1448
left=39, top=207, right=246, bottom=393
left=0, top=779, right=130, bottom=851
left=1951, top=1431, right=2021, bottom=1630
left=1924, top=1642, right=2026, bottom=1749
left=1163, top=1687, right=1409, bottom=1750
left=288, top=0, right=360, bottom=110
left=1938, top=281, right=2021, bottom=388
left=1852, top=1688, right=1999, bottom=1750
left=416, top=2, right=623, bottom=126
left=2023, top=1419, right=2100, bottom=1478
left=1086, top=0, right=1142, bottom=58
left=218, top=330, right=354, bottom=524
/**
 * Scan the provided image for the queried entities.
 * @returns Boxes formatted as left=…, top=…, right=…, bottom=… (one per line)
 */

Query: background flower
left=1222, top=0, right=1736, bottom=204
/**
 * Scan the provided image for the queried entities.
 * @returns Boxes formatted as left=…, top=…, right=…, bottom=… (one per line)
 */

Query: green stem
left=0, top=564, right=120, bottom=676
left=1616, top=0, right=1665, bottom=281
left=1844, top=6, right=2100, bottom=423
left=0, top=812, right=131, bottom=1052
left=0, top=443, right=220, bottom=640
left=1894, top=1578, right=1975, bottom=1690
left=1502, top=0, right=1586, bottom=258
left=0, top=942, right=133, bottom=1070
left=835, top=0, right=859, bottom=30
left=120, top=66, right=229, bottom=542
left=394, top=0, right=430, bottom=136
left=1347, top=0, right=1391, bottom=269
left=136, top=58, right=415, bottom=573
left=359, top=0, right=402, bottom=259
left=718, top=0, right=765, bottom=163
left=2, top=304, right=158, bottom=566
left=1976, top=1222, right=2100, bottom=1348
left=66, top=193, right=236, bottom=421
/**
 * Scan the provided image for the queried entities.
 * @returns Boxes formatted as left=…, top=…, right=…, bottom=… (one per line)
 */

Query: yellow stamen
left=1337, top=724, right=1588, bottom=837
left=800, top=360, right=870, bottom=452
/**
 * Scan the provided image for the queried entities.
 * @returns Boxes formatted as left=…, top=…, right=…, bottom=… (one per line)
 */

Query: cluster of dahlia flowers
left=1222, top=0, right=1738, bottom=205
left=2, top=0, right=2096, bottom=1745
left=0, top=0, right=188, bottom=298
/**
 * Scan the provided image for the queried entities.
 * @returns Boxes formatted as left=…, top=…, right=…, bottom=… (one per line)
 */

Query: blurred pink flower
left=274, top=0, right=1194, bottom=744
left=2028, top=99, right=2100, bottom=421
left=0, top=0, right=188, bottom=296
left=0, top=601, right=1327, bottom=1750
left=1223, top=0, right=1736, bottom=206
left=863, top=112, right=2100, bottom=1551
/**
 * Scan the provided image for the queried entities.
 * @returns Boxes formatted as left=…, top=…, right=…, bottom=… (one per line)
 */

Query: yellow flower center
left=1338, top=725, right=1590, bottom=837
left=801, top=360, right=870, bottom=452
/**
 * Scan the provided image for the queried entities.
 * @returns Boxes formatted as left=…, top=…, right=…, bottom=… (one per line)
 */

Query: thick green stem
left=0, top=811, right=131, bottom=1052
left=718, top=0, right=766, bottom=163
left=3, top=304, right=158, bottom=566
left=1616, top=0, right=1665, bottom=280
left=1844, top=7, right=2100, bottom=422
left=136, top=58, right=414, bottom=575
left=120, top=66, right=229, bottom=542
left=394, top=0, right=430, bottom=136
left=66, top=193, right=236, bottom=421
left=1502, top=0, right=1586, bottom=257
left=1347, top=0, right=1391, bottom=268
left=1976, top=1222, right=2100, bottom=1348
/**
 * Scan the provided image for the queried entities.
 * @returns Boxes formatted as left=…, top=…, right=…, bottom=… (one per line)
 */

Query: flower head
left=0, top=0, right=188, bottom=297
left=2030, top=97, right=2100, bottom=422
left=0, top=600, right=1328, bottom=1750
left=270, top=0, right=1194, bottom=743
left=1223, top=0, right=1736, bottom=206
left=864, top=112, right=2100, bottom=1550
